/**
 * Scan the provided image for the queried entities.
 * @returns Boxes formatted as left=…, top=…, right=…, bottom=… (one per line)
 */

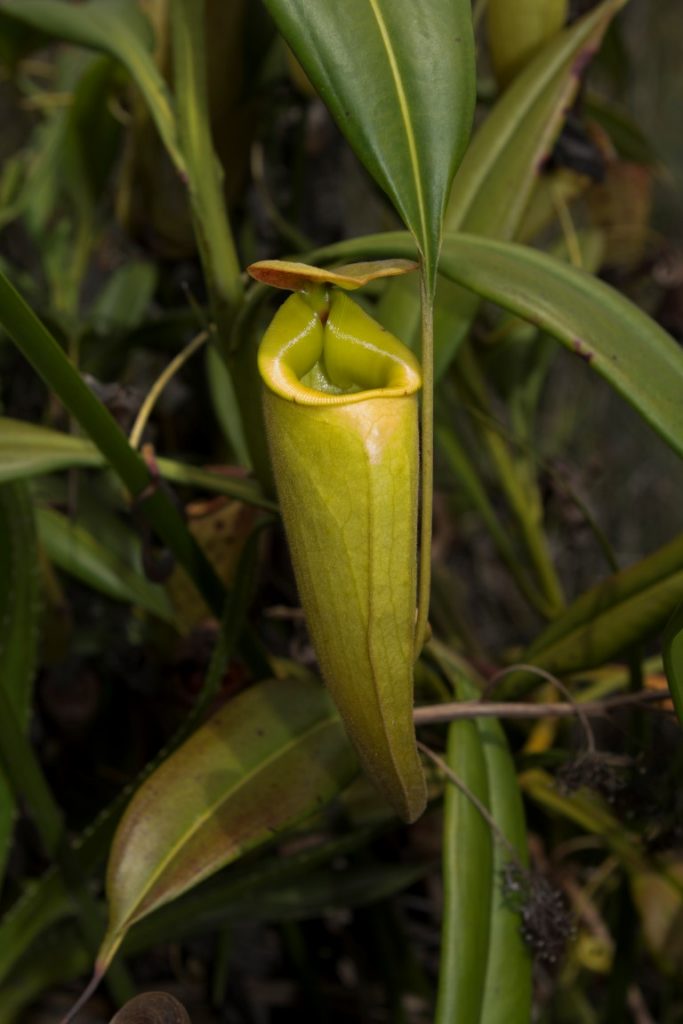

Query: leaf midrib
left=366, top=0, right=428, bottom=254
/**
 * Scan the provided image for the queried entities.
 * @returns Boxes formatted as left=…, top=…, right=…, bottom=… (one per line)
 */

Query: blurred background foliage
left=0, top=1, right=681, bottom=1022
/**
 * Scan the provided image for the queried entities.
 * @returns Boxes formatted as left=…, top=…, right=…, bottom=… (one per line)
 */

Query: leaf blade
left=262, top=0, right=475, bottom=286
left=377, top=0, right=624, bottom=364
left=99, top=678, right=357, bottom=968
left=0, top=417, right=276, bottom=510
left=477, top=718, right=532, bottom=1024
left=437, top=235, right=683, bottom=459
left=436, top=679, right=492, bottom=1024
left=36, top=507, right=176, bottom=624
left=433, top=0, right=626, bottom=375
left=446, top=0, right=625, bottom=236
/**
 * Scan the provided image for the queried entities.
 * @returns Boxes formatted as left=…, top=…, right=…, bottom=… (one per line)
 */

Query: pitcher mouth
left=258, top=288, right=422, bottom=407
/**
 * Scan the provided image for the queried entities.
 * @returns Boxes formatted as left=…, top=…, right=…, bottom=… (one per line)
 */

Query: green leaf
left=432, top=662, right=531, bottom=1024
left=0, top=0, right=183, bottom=172
left=169, top=0, right=243, bottom=327
left=63, top=54, right=122, bottom=214
left=157, top=459, right=276, bottom=513
left=309, top=232, right=683, bottom=460
left=378, top=0, right=623, bottom=366
left=0, top=419, right=103, bottom=481
left=98, top=678, right=357, bottom=970
left=486, top=0, right=569, bottom=87
left=0, top=483, right=41, bottom=885
left=438, top=235, right=683, bottom=457
left=446, top=0, right=623, bottom=237
left=436, top=689, right=492, bottom=1024
left=663, top=603, right=683, bottom=729
left=0, top=417, right=276, bottom=510
left=0, top=267, right=226, bottom=615
left=0, top=544, right=271, bottom=993
left=434, top=0, right=625, bottom=375
left=262, top=0, right=475, bottom=290
left=205, top=346, right=252, bottom=468
left=477, top=718, right=532, bottom=1024
left=0, top=543, right=264, bottom=992
left=36, top=507, right=176, bottom=624
left=517, top=533, right=683, bottom=688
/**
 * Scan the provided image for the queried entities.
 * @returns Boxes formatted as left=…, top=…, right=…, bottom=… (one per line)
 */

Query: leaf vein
left=366, top=0, right=428, bottom=250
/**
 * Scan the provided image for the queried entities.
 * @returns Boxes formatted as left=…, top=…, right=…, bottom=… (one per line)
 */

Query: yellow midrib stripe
left=366, top=0, right=429, bottom=250
left=117, top=714, right=337, bottom=930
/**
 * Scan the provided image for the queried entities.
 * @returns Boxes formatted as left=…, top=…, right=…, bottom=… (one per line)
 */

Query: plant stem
left=413, top=689, right=669, bottom=725
left=0, top=270, right=226, bottom=616
left=129, top=330, right=209, bottom=449
left=169, top=0, right=265, bottom=472
left=418, top=740, right=520, bottom=866
left=170, top=0, right=243, bottom=346
left=415, top=268, right=434, bottom=657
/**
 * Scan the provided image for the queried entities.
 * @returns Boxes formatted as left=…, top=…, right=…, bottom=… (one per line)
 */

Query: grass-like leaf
left=436, top=680, right=492, bottom=1023
left=477, top=718, right=532, bottom=1024
left=516, top=533, right=683, bottom=690
left=0, top=417, right=276, bottom=510
left=37, top=507, right=176, bottom=624
left=0, top=270, right=226, bottom=614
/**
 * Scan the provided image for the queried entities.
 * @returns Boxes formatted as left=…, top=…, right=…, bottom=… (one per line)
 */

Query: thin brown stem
left=413, top=689, right=669, bottom=726
left=417, top=740, right=522, bottom=867
left=486, top=663, right=596, bottom=754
